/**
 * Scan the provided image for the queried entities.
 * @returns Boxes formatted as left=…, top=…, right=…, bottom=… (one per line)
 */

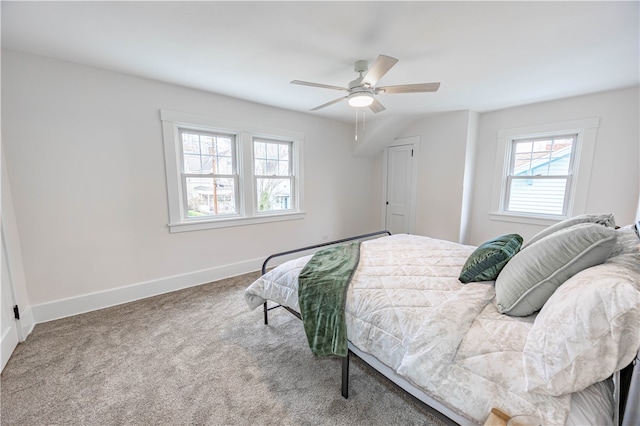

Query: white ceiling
left=2, top=1, right=639, bottom=124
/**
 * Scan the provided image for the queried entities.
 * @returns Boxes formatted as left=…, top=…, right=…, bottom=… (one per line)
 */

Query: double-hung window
left=181, top=129, right=238, bottom=218
left=253, top=138, right=294, bottom=213
left=161, top=110, right=304, bottom=232
left=491, top=118, right=599, bottom=225
left=503, top=134, right=577, bottom=216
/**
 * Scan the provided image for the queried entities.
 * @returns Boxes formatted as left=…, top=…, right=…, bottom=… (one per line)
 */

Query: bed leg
left=263, top=302, right=268, bottom=325
left=342, top=351, right=350, bottom=399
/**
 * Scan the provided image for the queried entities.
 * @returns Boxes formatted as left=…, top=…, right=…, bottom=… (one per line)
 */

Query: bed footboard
left=260, top=230, right=391, bottom=325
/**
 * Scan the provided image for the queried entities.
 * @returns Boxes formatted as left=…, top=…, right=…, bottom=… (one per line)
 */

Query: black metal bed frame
left=260, top=230, right=391, bottom=399
left=258, top=229, right=638, bottom=425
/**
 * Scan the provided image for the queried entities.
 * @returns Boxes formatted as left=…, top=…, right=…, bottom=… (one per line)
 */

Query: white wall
left=374, top=87, right=639, bottom=246
left=467, top=86, right=640, bottom=245
left=2, top=147, right=33, bottom=337
left=396, top=110, right=474, bottom=242
left=1, top=50, right=379, bottom=320
left=4, top=49, right=637, bottom=325
left=459, top=111, right=479, bottom=244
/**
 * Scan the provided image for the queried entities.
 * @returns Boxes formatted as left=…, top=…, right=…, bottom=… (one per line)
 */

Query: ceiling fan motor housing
left=354, top=59, right=369, bottom=74
left=349, top=77, right=370, bottom=90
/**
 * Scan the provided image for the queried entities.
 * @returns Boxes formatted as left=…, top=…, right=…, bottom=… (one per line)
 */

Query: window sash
left=254, top=176, right=294, bottom=212
left=504, top=175, right=572, bottom=216
left=503, top=134, right=577, bottom=217
left=179, top=129, right=239, bottom=219
left=183, top=175, right=240, bottom=218
left=508, top=134, right=576, bottom=177
left=253, top=139, right=292, bottom=175
left=253, top=138, right=295, bottom=213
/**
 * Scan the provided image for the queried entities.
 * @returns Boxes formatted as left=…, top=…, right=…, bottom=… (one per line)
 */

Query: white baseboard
left=31, top=257, right=265, bottom=324
left=18, top=305, right=35, bottom=339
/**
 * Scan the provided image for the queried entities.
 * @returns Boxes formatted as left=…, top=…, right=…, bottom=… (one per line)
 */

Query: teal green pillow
left=458, top=234, right=523, bottom=283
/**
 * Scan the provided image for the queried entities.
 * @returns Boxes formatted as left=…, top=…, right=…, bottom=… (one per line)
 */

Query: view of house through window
left=253, top=138, right=294, bottom=212
left=180, top=129, right=238, bottom=218
left=504, top=134, right=577, bottom=216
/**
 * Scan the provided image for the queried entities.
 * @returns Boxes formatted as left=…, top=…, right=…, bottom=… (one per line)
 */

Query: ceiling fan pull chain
left=355, top=109, right=359, bottom=141
left=363, top=110, right=366, bottom=135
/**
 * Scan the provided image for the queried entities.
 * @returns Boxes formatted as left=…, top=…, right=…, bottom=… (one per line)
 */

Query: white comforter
left=245, top=234, right=572, bottom=424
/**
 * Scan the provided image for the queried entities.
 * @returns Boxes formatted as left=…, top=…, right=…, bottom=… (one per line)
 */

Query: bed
left=244, top=215, right=640, bottom=425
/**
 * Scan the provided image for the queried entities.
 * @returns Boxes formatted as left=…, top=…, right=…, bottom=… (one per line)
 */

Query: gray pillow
left=524, top=213, right=616, bottom=248
left=495, top=223, right=618, bottom=317
left=458, top=234, right=523, bottom=283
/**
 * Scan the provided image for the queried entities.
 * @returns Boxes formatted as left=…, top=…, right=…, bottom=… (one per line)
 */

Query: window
left=161, top=110, right=304, bottom=232
left=253, top=138, right=294, bottom=213
left=491, top=118, right=599, bottom=225
left=181, top=129, right=238, bottom=218
left=504, top=134, right=577, bottom=216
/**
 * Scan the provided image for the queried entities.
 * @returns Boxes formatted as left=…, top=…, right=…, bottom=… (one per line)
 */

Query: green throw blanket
left=298, top=242, right=361, bottom=357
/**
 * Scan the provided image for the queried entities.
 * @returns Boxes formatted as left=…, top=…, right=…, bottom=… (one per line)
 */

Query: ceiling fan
left=291, top=54, right=440, bottom=114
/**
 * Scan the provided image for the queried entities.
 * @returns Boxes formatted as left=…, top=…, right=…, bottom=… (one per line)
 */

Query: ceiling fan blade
left=376, top=82, right=441, bottom=94
left=362, top=55, right=398, bottom=87
left=368, top=98, right=386, bottom=114
left=291, top=80, right=348, bottom=91
left=310, top=96, right=347, bottom=111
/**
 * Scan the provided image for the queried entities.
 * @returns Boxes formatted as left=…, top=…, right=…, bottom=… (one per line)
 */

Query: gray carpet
left=1, top=272, right=450, bottom=425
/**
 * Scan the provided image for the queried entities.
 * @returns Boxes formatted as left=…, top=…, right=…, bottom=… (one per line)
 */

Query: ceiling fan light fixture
left=347, top=92, right=374, bottom=107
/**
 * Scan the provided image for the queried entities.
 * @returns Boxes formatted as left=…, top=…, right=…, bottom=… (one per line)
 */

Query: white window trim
left=490, top=117, right=599, bottom=226
left=161, top=110, right=305, bottom=233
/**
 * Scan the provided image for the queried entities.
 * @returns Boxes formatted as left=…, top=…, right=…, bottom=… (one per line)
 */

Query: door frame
left=1, top=225, right=22, bottom=372
left=381, top=136, right=420, bottom=233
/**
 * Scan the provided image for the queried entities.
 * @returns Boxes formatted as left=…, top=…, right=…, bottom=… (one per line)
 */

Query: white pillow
left=523, top=262, right=640, bottom=396
left=244, top=255, right=311, bottom=310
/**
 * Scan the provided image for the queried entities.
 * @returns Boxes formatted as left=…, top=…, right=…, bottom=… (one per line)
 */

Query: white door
left=1, top=233, right=20, bottom=372
left=384, top=139, right=418, bottom=234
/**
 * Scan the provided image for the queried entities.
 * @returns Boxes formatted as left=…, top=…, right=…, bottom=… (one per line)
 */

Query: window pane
left=215, top=153, right=233, bottom=175
left=184, top=154, right=213, bottom=174
left=548, top=138, right=573, bottom=174
left=254, top=141, right=266, bottom=158
left=266, top=160, right=278, bottom=175
left=279, top=144, right=290, bottom=161
left=266, top=142, right=278, bottom=159
left=254, top=142, right=266, bottom=174
left=181, top=133, right=198, bottom=154
left=256, top=178, right=292, bottom=212
left=212, top=137, right=234, bottom=174
left=278, top=144, right=290, bottom=174
left=254, top=158, right=266, bottom=175
left=186, top=177, right=237, bottom=217
left=200, top=136, right=213, bottom=155
left=278, top=161, right=290, bottom=175
left=507, top=177, right=567, bottom=215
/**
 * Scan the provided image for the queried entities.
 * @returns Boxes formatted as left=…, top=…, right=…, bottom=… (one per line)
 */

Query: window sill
left=489, top=212, right=563, bottom=227
left=168, top=211, right=305, bottom=233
